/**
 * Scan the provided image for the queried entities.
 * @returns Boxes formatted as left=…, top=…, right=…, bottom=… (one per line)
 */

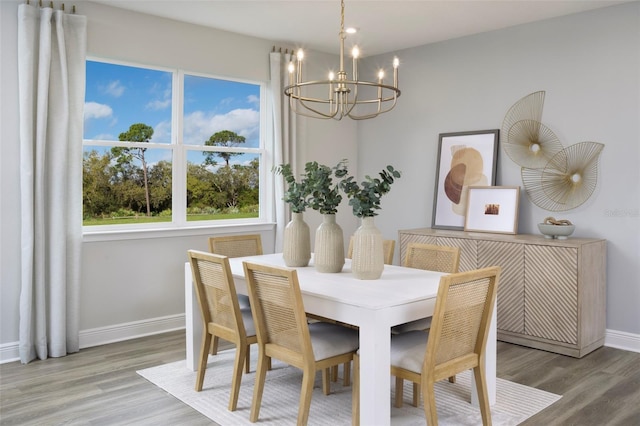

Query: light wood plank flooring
left=1, top=331, right=639, bottom=425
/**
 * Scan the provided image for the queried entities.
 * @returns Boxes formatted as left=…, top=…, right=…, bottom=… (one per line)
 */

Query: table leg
left=359, top=309, right=391, bottom=426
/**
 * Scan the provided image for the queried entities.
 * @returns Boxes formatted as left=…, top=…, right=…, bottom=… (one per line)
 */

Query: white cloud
left=103, top=80, right=125, bottom=97
left=183, top=108, right=260, bottom=145
left=151, top=121, right=172, bottom=143
left=146, top=99, right=171, bottom=110
left=247, top=95, right=259, bottom=105
left=91, top=133, right=115, bottom=141
left=84, top=102, right=113, bottom=120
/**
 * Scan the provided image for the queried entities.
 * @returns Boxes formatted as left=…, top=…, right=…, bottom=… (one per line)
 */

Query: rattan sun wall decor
left=501, top=91, right=604, bottom=212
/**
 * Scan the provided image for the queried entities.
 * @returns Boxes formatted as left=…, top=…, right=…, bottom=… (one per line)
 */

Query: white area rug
left=138, top=348, right=560, bottom=426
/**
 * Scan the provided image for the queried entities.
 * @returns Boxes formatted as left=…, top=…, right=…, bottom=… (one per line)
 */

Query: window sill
left=82, top=222, right=277, bottom=243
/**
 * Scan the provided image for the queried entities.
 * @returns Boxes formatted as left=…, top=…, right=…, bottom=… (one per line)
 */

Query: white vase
left=351, top=216, right=384, bottom=280
left=314, top=214, right=345, bottom=273
left=283, top=212, right=311, bottom=267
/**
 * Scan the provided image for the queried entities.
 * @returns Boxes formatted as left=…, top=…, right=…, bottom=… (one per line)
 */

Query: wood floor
left=1, top=331, right=638, bottom=425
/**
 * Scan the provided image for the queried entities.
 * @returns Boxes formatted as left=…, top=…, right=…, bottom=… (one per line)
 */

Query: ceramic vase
left=283, top=212, right=311, bottom=267
left=351, top=216, right=384, bottom=280
left=314, top=214, right=345, bottom=273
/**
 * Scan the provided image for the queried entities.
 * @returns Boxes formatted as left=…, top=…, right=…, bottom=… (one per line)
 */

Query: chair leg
left=343, top=361, right=351, bottom=387
left=298, top=367, right=315, bottom=426
left=412, top=382, right=420, bottom=407
left=195, top=332, right=212, bottom=391
left=322, top=367, right=331, bottom=395
left=249, top=351, right=269, bottom=423
left=331, top=365, right=339, bottom=382
left=423, top=380, right=438, bottom=426
left=228, top=343, right=247, bottom=411
left=245, top=344, right=251, bottom=373
left=210, top=335, right=219, bottom=355
left=352, top=354, right=359, bottom=426
left=473, top=366, right=492, bottom=426
left=394, top=376, right=404, bottom=408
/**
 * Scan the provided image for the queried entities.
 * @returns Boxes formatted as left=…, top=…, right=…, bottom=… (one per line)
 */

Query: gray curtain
left=17, top=3, right=86, bottom=363
left=270, top=50, right=297, bottom=252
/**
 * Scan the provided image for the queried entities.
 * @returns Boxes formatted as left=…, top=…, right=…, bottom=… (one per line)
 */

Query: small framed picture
left=464, top=186, right=520, bottom=234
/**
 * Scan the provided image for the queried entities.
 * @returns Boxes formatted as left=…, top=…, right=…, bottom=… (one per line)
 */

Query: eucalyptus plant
left=339, top=165, right=402, bottom=217
left=273, top=163, right=309, bottom=213
left=304, top=160, right=349, bottom=215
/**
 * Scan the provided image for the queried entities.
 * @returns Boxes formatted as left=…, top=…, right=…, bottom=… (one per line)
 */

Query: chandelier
left=284, top=0, right=401, bottom=120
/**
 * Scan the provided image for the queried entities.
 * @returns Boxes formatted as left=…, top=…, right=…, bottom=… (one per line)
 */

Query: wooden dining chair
left=208, top=234, right=263, bottom=258
left=392, top=242, right=462, bottom=399
left=347, top=236, right=396, bottom=265
left=353, top=266, right=500, bottom=425
left=243, top=261, right=360, bottom=425
left=208, top=234, right=263, bottom=355
left=393, top=242, right=461, bottom=333
left=187, top=250, right=258, bottom=412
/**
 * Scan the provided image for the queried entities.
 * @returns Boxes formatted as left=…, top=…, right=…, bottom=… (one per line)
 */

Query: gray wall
left=1, top=1, right=638, bottom=356
left=359, top=2, right=640, bottom=334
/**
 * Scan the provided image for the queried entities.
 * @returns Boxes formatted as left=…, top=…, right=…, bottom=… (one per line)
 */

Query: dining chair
left=392, top=242, right=462, bottom=399
left=353, top=266, right=500, bottom=425
left=208, top=234, right=263, bottom=258
left=347, top=236, right=396, bottom=265
left=208, top=234, right=263, bottom=356
left=392, top=242, right=461, bottom=334
left=243, top=261, right=360, bottom=425
left=187, top=249, right=258, bottom=412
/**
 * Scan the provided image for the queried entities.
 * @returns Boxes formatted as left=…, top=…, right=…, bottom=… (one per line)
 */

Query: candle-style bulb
left=393, top=57, right=399, bottom=68
left=329, top=71, right=335, bottom=81
left=352, top=46, right=360, bottom=58
left=297, top=49, right=304, bottom=61
left=288, top=62, right=295, bottom=73
left=378, top=70, right=385, bottom=80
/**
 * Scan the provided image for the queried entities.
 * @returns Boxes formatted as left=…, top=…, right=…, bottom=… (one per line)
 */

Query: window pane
left=83, top=146, right=173, bottom=225
left=84, top=61, right=172, bottom=143
left=186, top=150, right=259, bottom=221
left=183, top=75, right=260, bottom=148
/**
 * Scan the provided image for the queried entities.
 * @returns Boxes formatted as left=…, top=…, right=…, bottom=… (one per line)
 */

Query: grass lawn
left=83, top=212, right=258, bottom=226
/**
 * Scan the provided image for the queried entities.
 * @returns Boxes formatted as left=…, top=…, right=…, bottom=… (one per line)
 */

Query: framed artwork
left=464, top=186, right=520, bottom=234
left=431, top=129, right=499, bottom=230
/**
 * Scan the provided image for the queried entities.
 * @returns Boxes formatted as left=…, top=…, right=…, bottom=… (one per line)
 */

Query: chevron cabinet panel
left=524, top=246, right=578, bottom=344
left=478, top=240, right=525, bottom=334
left=399, top=228, right=606, bottom=358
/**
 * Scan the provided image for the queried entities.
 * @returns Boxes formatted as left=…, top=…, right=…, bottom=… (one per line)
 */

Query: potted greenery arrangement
left=304, top=160, right=349, bottom=273
left=339, top=165, right=402, bottom=279
left=273, top=163, right=311, bottom=267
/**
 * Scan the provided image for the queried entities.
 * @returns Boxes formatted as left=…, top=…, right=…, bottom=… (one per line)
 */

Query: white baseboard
left=0, top=314, right=185, bottom=364
left=2, top=321, right=637, bottom=365
left=604, top=329, right=640, bottom=353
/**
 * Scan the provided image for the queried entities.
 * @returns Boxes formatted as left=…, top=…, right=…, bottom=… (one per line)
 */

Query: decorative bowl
left=537, top=223, right=575, bottom=239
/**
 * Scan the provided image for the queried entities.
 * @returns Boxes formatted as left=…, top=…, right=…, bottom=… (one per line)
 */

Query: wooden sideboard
left=398, top=228, right=607, bottom=358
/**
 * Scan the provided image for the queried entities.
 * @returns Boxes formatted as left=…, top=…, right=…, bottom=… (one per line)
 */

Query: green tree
left=148, top=160, right=172, bottom=212
left=112, top=123, right=154, bottom=216
left=203, top=130, right=246, bottom=167
left=83, top=149, right=116, bottom=218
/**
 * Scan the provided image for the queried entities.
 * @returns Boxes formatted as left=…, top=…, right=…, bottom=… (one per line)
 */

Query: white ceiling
left=88, top=0, right=631, bottom=56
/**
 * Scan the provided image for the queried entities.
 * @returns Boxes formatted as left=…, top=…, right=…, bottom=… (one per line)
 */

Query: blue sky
left=83, top=60, right=260, bottom=150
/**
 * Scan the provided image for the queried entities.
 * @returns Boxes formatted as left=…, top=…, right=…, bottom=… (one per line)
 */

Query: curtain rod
left=272, top=46, right=294, bottom=55
left=27, top=0, right=76, bottom=13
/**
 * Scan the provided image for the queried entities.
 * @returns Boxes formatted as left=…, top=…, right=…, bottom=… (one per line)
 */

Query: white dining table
left=184, top=253, right=496, bottom=426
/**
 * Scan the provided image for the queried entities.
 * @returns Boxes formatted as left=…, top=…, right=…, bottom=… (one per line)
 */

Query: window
left=83, top=60, right=265, bottom=229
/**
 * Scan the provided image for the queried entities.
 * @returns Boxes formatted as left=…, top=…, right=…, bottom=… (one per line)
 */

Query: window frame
left=82, top=57, right=273, bottom=239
